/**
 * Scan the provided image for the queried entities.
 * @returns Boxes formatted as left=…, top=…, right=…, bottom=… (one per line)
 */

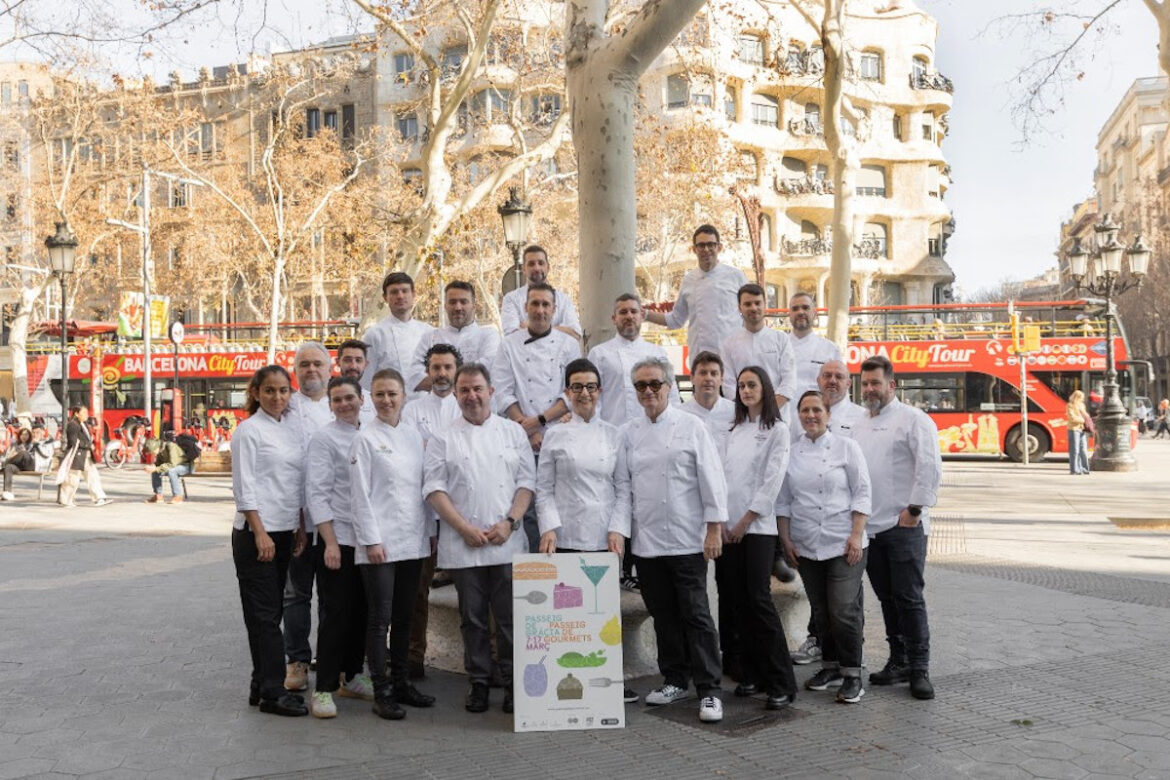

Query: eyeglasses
left=568, top=382, right=600, bottom=394
left=693, top=241, right=719, bottom=251
left=633, top=380, right=668, bottom=393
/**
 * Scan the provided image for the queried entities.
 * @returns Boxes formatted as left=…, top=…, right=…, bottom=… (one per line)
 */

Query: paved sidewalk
left=1, top=443, right=1169, bottom=779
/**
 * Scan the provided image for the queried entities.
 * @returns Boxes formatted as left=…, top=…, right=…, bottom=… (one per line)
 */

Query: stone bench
left=425, top=565, right=809, bottom=679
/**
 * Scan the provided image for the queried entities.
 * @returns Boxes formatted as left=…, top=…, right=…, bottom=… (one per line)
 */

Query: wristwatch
left=907, top=505, right=922, bottom=517
left=508, top=516, right=522, bottom=531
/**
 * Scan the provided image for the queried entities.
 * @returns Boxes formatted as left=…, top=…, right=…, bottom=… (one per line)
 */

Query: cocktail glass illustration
left=580, top=557, right=609, bottom=614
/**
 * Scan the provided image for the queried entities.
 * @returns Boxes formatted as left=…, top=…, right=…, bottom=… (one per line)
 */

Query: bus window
left=964, top=372, right=1042, bottom=413
left=208, top=381, right=249, bottom=410
left=896, top=373, right=964, bottom=412
left=1031, top=371, right=1082, bottom=404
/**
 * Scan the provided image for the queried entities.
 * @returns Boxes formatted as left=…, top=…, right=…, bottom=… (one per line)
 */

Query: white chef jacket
left=611, top=406, right=728, bottom=558
left=790, top=397, right=867, bottom=439
left=535, top=413, right=620, bottom=551
left=359, top=393, right=376, bottom=426
left=361, top=314, right=433, bottom=392
left=679, top=396, right=735, bottom=452
left=500, top=285, right=582, bottom=336
left=790, top=331, right=842, bottom=395
left=662, top=261, right=748, bottom=357
left=852, top=398, right=942, bottom=535
left=348, top=418, right=432, bottom=565
left=286, top=391, right=332, bottom=529
left=492, top=328, right=581, bottom=419
left=305, top=419, right=361, bottom=547
left=776, top=430, right=872, bottom=560
left=720, top=327, right=797, bottom=407
left=587, top=335, right=681, bottom=426
left=423, top=414, right=537, bottom=569
left=410, top=322, right=502, bottom=380
left=401, top=392, right=459, bottom=446
left=231, top=409, right=304, bottom=532
left=722, top=419, right=789, bottom=536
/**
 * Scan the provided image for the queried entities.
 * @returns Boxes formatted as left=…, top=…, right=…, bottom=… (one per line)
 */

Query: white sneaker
left=644, top=684, right=689, bottom=706
left=792, top=635, right=821, bottom=665
left=338, top=672, right=374, bottom=701
left=1, top=492, right=14, bottom=501
left=94, top=498, right=113, bottom=507
left=311, top=691, right=336, bottom=718
left=698, top=696, right=723, bottom=722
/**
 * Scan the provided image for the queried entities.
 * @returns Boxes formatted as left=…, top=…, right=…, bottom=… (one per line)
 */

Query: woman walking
left=1065, top=390, right=1092, bottom=475
left=719, top=366, right=797, bottom=710
left=778, top=390, right=872, bottom=704
left=231, top=365, right=308, bottom=717
left=349, top=369, right=436, bottom=720
left=59, top=406, right=112, bottom=507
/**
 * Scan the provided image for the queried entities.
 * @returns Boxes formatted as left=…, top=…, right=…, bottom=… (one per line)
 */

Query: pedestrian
left=1, top=427, right=54, bottom=500
left=144, top=430, right=195, bottom=504
left=230, top=365, right=308, bottom=717
left=610, top=356, right=728, bottom=723
left=1065, top=390, right=1092, bottom=475
left=778, top=390, right=872, bottom=704
left=535, top=357, right=638, bottom=705
left=853, top=355, right=942, bottom=701
left=719, top=366, right=797, bottom=710
left=59, top=405, right=112, bottom=507
left=499, top=245, right=582, bottom=338
left=644, top=224, right=748, bottom=357
left=305, top=376, right=374, bottom=719
left=350, top=368, right=436, bottom=719
left=423, top=363, right=536, bottom=714
left=1153, top=399, right=1169, bottom=439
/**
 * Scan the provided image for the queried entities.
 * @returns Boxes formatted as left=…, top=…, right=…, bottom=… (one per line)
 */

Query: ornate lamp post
left=497, top=187, right=532, bottom=296
left=45, top=222, right=78, bottom=430
left=1065, top=216, right=1149, bottom=471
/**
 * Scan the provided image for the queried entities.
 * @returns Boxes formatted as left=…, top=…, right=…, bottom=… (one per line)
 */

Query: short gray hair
left=630, top=356, right=673, bottom=386
left=294, top=341, right=330, bottom=364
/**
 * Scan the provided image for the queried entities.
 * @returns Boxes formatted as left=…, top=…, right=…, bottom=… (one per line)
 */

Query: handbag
left=55, top=443, right=79, bottom=485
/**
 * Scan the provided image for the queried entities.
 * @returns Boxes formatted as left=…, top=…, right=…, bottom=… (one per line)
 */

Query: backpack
left=175, top=433, right=202, bottom=463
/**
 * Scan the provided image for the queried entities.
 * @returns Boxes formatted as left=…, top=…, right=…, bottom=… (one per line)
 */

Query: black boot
left=372, top=687, right=405, bottom=720
left=394, top=681, right=436, bottom=708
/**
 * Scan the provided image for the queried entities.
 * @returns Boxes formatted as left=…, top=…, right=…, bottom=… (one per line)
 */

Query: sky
left=5, top=0, right=1164, bottom=297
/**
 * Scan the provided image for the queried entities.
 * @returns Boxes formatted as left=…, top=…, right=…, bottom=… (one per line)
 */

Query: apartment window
left=667, top=74, right=689, bottom=109
left=805, top=102, right=821, bottom=128
left=393, top=52, right=414, bottom=82
left=402, top=168, right=422, bottom=182
left=858, top=164, right=887, bottom=197
left=692, top=89, right=712, bottom=108
left=927, top=165, right=941, bottom=198
left=530, top=93, right=562, bottom=124
left=169, top=181, right=189, bottom=208
left=759, top=213, right=773, bottom=251
left=324, top=110, right=338, bottom=131
left=862, top=222, right=889, bottom=257
left=396, top=112, right=419, bottom=141
left=858, top=51, right=883, bottom=81
left=737, top=149, right=759, bottom=183
left=912, top=56, right=928, bottom=81
left=751, top=94, right=779, bottom=128
left=306, top=108, right=321, bottom=138
left=5, top=194, right=16, bottom=220
left=737, top=33, right=765, bottom=66
left=470, top=89, right=512, bottom=122
left=441, top=45, right=467, bottom=79
left=200, top=122, right=214, bottom=157
left=341, top=104, right=355, bottom=141
left=892, top=113, right=903, bottom=141
left=17, top=81, right=27, bottom=98
left=4, top=142, right=17, bottom=170
left=0, top=83, right=9, bottom=105
left=814, top=163, right=828, bottom=181
left=724, top=85, right=738, bottom=122
left=921, top=112, right=934, bottom=141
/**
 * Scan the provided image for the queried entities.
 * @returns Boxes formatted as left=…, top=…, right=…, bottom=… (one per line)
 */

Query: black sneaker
left=805, top=668, right=844, bottom=691
left=259, top=693, right=309, bottom=717
left=623, top=687, right=640, bottom=704
left=620, top=574, right=640, bottom=593
left=465, top=682, right=490, bottom=713
left=837, top=677, right=864, bottom=704
left=765, top=693, right=793, bottom=710
left=733, top=683, right=758, bottom=697
left=372, top=695, right=405, bottom=720
left=869, top=660, right=910, bottom=686
left=909, top=670, right=935, bottom=700
left=394, top=683, right=436, bottom=708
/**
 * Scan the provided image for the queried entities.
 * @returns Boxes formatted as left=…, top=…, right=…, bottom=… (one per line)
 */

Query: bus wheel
left=1005, top=423, right=1050, bottom=463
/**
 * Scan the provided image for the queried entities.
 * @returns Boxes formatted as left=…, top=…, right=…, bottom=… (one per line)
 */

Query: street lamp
left=1065, top=216, right=1150, bottom=472
left=45, top=221, right=78, bottom=430
left=497, top=186, right=531, bottom=295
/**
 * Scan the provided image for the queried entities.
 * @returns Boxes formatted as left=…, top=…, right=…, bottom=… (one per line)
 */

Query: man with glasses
left=500, top=245, right=582, bottom=338
left=588, top=293, right=680, bottom=427
left=410, top=281, right=502, bottom=393
left=720, top=283, right=796, bottom=413
left=645, top=225, right=747, bottom=358
left=362, top=272, right=433, bottom=394
left=535, top=358, right=639, bottom=704
left=610, top=357, right=728, bottom=723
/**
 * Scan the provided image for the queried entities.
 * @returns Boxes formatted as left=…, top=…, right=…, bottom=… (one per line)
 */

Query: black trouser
left=314, top=540, right=367, bottom=692
left=713, top=543, right=741, bottom=675
left=720, top=535, right=796, bottom=696
left=232, top=527, right=294, bottom=702
left=799, top=551, right=868, bottom=675
left=283, top=535, right=319, bottom=664
left=361, top=557, right=424, bottom=694
left=866, top=524, right=930, bottom=670
left=450, top=564, right=513, bottom=686
left=636, top=552, right=722, bottom=696
left=408, top=551, right=437, bottom=668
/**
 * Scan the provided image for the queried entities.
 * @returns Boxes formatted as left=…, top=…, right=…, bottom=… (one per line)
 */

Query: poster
left=116, top=292, right=169, bottom=339
left=513, top=551, right=625, bottom=733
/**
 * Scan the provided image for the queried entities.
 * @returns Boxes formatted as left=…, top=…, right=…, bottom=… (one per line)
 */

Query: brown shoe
left=168, top=495, right=185, bottom=504
left=285, top=661, right=309, bottom=691
left=145, top=494, right=161, bottom=503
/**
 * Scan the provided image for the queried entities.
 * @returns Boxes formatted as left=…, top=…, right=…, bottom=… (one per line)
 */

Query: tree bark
left=7, top=278, right=51, bottom=417
left=567, top=0, right=707, bottom=348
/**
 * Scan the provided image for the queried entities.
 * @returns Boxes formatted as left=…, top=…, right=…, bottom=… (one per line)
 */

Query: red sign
left=70, top=350, right=299, bottom=384
left=844, top=337, right=1127, bottom=374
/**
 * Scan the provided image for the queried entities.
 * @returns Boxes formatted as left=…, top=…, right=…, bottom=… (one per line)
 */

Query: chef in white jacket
left=423, top=362, right=536, bottom=716
left=349, top=368, right=436, bottom=720
left=719, top=283, right=796, bottom=410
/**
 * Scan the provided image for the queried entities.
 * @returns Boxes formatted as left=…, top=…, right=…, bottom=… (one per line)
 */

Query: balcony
left=788, top=117, right=824, bottom=137
left=909, top=71, right=954, bottom=93
left=774, top=174, right=834, bottom=196
left=856, top=186, right=886, bottom=198
left=783, top=237, right=831, bottom=256
left=777, top=48, right=825, bottom=77
left=853, top=237, right=887, bottom=259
